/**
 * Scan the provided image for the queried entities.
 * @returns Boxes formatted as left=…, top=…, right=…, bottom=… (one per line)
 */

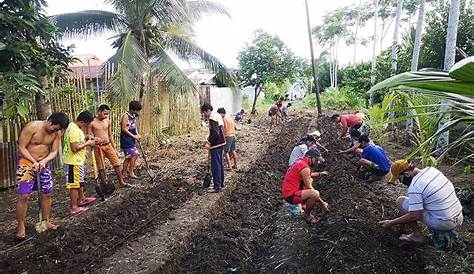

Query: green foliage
left=0, top=0, right=72, bottom=119
left=237, top=30, right=301, bottom=88
left=53, top=0, right=235, bottom=105
left=421, top=0, right=473, bottom=69
left=296, top=87, right=364, bottom=111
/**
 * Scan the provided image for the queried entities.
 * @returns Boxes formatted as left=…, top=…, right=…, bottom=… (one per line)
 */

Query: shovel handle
left=36, top=171, right=43, bottom=221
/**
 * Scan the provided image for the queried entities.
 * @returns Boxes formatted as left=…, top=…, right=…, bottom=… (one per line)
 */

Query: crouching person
left=281, top=149, right=330, bottom=224
left=379, top=160, right=463, bottom=248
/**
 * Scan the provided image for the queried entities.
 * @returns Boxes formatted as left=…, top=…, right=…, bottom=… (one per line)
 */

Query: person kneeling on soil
left=379, top=160, right=463, bottom=248
left=357, top=135, right=391, bottom=183
left=281, top=149, right=330, bottom=224
left=63, top=111, right=97, bottom=215
left=338, top=128, right=367, bottom=156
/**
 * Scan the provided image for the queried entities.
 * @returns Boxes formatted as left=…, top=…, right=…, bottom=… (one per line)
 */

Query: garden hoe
left=35, top=172, right=48, bottom=233
left=137, top=140, right=155, bottom=181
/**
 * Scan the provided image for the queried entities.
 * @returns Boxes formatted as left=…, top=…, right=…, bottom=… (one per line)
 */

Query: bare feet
left=303, top=214, right=321, bottom=224
left=129, top=172, right=138, bottom=179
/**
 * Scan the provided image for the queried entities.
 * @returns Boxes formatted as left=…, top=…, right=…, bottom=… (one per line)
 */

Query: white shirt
left=209, top=111, right=224, bottom=127
left=288, top=144, right=308, bottom=166
left=407, top=167, right=462, bottom=220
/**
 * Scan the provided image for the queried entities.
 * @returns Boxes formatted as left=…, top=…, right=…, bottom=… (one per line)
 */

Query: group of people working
left=281, top=112, right=464, bottom=248
left=15, top=101, right=143, bottom=241
left=268, top=98, right=292, bottom=126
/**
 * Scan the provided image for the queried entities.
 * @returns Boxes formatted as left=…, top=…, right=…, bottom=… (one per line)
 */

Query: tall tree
left=313, top=8, right=349, bottom=88
left=437, top=0, right=461, bottom=150
left=51, top=0, right=235, bottom=105
left=0, top=0, right=72, bottom=119
left=410, top=0, right=425, bottom=71
left=370, top=0, right=379, bottom=106
left=391, top=0, right=403, bottom=74
left=237, top=31, right=299, bottom=114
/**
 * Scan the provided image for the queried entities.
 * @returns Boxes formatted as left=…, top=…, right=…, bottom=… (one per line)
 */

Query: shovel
left=137, top=140, right=155, bottom=180
left=203, top=151, right=212, bottom=188
left=34, top=171, right=48, bottom=233
left=91, top=149, right=105, bottom=201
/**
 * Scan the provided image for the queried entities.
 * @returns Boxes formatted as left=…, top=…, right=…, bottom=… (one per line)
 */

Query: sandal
left=303, top=215, right=321, bottom=224
left=70, top=207, right=89, bottom=216
left=79, top=197, right=96, bottom=207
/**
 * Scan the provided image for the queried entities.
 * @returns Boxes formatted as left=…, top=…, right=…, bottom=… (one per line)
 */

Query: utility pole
left=304, top=0, right=322, bottom=115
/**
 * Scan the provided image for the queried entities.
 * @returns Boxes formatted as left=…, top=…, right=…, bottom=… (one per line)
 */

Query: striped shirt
left=407, top=167, right=462, bottom=221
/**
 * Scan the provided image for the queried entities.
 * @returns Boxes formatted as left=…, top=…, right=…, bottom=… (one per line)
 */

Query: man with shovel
left=120, top=101, right=142, bottom=180
left=201, top=103, right=226, bottom=193
left=15, top=112, right=69, bottom=241
left=88, top=104, right=129, bottom=188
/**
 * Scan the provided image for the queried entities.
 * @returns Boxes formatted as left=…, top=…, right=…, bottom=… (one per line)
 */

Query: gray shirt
left=288, top=144, right=308, bottom=166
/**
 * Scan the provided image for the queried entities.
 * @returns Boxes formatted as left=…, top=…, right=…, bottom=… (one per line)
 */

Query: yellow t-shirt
left=63, top=122, right=87, bottom=165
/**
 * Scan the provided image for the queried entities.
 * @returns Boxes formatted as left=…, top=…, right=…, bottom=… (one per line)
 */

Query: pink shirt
left=340, top=114, right=362, bottom=128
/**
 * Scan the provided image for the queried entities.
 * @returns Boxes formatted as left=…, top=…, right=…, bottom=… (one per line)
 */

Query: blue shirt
left=120, top=112, right=137, bottom=149
left=362, top=144, right=391, bottom=173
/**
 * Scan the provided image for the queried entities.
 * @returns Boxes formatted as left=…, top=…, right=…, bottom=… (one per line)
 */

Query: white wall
left=210, top=87, right=242, bottom=115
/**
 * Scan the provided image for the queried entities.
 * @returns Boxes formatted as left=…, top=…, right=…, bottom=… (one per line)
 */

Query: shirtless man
left=88, top=104, right=128, bottom=188
left=16, top=112, right=69, bottom=240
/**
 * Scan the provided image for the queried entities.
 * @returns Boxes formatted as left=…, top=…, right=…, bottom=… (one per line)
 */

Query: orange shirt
left=223, top=115, right=236, bottom=137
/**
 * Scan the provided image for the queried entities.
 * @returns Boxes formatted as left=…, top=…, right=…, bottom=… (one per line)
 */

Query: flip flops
left=79, top=197, right=96, bottom=207
left=70, top=206, right=89, bottom=216
left=303, top=215, right=321, bottom=224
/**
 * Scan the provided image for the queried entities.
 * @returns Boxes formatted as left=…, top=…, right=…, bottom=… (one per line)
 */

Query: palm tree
left=50, top=0, right=236, bottom=104
left=437, top=0, right=461, bottom=150
left=410, top=0, right=425, bottom=72
left=369, top=0, right=379, bottom=107
left=390, top=0, right=402, bottom=75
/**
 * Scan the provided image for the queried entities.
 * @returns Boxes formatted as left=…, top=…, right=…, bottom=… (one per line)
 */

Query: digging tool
left=91, top=148, right=105, bottom=201
left=203, top=151, right=212, bottom=188
left=137, top=140, right=155, bottom=180
left=34, top=171, right=48, bottom=233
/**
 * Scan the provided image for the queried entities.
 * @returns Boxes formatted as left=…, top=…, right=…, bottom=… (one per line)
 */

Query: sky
left=45, top=0, right=403, bottom=68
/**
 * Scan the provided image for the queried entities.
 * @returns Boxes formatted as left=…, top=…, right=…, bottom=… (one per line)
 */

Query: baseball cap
left=309, top=130, right=321, bottom=138
left=305, top=149, right=324, bottom=163
left=389, top=159, right=410, bottom=183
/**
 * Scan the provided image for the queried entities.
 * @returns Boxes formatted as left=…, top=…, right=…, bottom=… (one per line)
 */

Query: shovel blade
left=95, top=182, right=105, bottom=201
left=203, top=172, right=212, bottom=188
left=35, top=220, right=48, bottom=233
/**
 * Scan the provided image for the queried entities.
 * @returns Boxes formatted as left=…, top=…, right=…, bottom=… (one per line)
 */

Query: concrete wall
left=210, top=87, right=242, bottom=115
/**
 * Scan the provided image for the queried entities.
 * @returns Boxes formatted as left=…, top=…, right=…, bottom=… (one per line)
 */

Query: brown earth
left=0, top=112, right=472, bottom=274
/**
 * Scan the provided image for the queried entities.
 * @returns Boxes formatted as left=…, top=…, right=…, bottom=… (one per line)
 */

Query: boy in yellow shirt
left=63, top=111, right=96, bottom=215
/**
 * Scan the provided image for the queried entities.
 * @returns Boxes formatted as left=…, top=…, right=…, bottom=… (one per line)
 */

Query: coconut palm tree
left=390, top=0, right=402, bottom=75
left=369, top=0, right=379, bottom=107
left=437, top=0, right=461, bottom=150
left=410, top=0, right=425, bottom=72
left=50, top=0, right=236, bottom=104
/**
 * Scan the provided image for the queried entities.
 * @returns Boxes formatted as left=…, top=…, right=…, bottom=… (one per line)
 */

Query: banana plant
left=369, top=56, right=474, bottom=166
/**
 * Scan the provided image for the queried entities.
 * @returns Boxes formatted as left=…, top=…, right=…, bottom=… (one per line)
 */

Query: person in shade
left=379, top=160, right=463, bottom=247
left=201, top=103, right=226, bottom=193
left=358, top=134, right=391, bottom=183
left=281, top=149, right=330, bottom=224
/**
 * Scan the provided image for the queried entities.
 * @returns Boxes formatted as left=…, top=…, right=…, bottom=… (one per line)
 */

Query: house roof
left=68, top=55, right=105, bottom=79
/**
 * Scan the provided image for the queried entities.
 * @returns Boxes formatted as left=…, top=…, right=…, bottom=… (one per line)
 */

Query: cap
left=389, top=159, right=410, bottom=183
left=309, top=130, right=321, bottom=138
left=305, top=149, right=324, bottom=163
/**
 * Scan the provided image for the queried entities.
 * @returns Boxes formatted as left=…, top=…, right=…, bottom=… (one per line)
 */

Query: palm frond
left=149, top=41, right=196, bottom=94
left=163, top=33, right=237, bottom=86
left=107, top=31, right=149, bottom=105
left=49, top=10, right=124, bottom=39
left=185, top=0, right=231, bottom=21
